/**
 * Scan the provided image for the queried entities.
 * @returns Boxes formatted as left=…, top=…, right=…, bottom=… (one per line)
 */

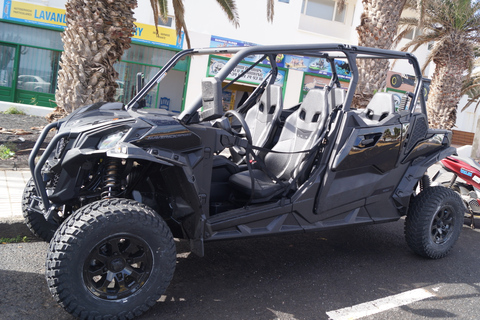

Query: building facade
left=0, top=0, right=475, bottom=143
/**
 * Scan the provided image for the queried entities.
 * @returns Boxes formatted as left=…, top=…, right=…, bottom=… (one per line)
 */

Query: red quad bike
left=23, top=43, right=464, bottom=319
left=432, top=146, right=480, bottom=228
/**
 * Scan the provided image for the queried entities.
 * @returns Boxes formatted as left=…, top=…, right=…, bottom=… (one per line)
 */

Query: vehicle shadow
left=142, top=220, right=480, bottom=319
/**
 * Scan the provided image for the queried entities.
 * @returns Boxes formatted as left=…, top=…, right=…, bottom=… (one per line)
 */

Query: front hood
left=60, top=102, right=132, bottom=131
left=56, top=102, right=202, bottom=152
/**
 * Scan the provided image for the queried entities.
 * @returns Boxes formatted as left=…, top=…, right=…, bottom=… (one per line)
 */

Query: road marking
left=326, top=288, right=434, bottom=320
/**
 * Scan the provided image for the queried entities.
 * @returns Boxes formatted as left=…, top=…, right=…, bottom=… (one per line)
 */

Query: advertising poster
left=386, top=71, right=431, bottom=102
left=208, top=57, right=286, bottom=87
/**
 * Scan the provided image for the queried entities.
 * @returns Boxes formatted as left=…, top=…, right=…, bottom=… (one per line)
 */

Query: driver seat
left=244, top=84, right=283, bottom=148
left=229, top=88, right=328, bottom=200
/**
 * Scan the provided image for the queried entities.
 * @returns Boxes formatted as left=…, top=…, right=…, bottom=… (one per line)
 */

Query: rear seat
left=361, top=92, right=396, bottom=124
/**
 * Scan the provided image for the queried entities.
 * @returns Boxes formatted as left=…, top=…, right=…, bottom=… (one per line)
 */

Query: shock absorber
left=102, top=158, right=121, bottom=199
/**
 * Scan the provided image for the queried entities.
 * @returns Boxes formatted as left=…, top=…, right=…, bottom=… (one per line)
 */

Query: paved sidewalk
left=0, top=169, right=30, bottom=222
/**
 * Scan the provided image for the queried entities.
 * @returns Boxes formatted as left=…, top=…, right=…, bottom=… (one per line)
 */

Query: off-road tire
left=21, top=177, right=56, bottom=241
left=46, top=198, right=176, bottom=319
left=405, top=186, right=463, bottom=259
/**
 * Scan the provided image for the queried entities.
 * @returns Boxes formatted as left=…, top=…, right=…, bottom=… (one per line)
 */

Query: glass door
left=0, top=43, right=18, bottom=102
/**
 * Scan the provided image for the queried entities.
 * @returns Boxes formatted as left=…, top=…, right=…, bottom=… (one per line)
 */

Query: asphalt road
left=1, top=218, right=480, bottom=320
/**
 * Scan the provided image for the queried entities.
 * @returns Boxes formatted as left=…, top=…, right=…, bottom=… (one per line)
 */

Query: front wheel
left=21, top=177, right=58, bottom=241
left=46, top=198, right=176, bottom=319
left=405, top=186, right=463, bottom=259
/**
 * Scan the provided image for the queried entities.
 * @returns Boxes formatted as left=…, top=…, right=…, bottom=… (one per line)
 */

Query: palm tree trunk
left=427, top=40, right=473, bottom=130
left=353, top=0, right=407, bottom=109
left=54, top=0, right=136, bottom=113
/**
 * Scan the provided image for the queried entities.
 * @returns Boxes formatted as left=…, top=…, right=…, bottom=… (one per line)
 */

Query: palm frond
left=158, top=0, right=169, bottom=22
left=172, top=0, right=191, bottom=48
left=215, top=0, right=240, bottom=28
left=267, top=0, right=275, bottom=23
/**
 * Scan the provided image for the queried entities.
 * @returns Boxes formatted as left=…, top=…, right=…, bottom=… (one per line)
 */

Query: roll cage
left=126, top=43, right=428, bottom=121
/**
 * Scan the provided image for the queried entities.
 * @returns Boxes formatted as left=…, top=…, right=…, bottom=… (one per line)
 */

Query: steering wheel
left=224, top=110, right=252, bottom=145
left=224, top=110, right=252, bottom=163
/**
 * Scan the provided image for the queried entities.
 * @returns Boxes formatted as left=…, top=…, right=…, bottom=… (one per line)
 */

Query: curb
left=0, top=102, right=53, bottom=117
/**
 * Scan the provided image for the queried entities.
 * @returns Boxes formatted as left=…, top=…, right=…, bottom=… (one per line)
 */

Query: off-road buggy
left=24, top=43, right=463, bottom=319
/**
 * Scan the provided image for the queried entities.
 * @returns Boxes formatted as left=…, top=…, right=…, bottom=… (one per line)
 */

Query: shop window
left=121, top=44, right=181, bottom=69
left=157, top=16, right=174, bottom=28
left=0, top=22, right=63, bottom=50
left=114, top=61, right=186, bottom=113
left=17, top=47, right=60, bottom=95
left=0, top=45, right=16, bottom=88
left=301, top=0, right=346, bottom=23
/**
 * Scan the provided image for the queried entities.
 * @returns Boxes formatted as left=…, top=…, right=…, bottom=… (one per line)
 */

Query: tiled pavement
left=0, top=170, right=30, bottom=222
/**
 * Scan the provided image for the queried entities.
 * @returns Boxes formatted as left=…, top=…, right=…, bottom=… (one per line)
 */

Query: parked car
left=23, top=43, right=462, bottom=319
left=17, top=75, right=50, bottom=93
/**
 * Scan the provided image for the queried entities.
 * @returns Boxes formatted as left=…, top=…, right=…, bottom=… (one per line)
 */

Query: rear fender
left=393, top=146, right=456, bottom=210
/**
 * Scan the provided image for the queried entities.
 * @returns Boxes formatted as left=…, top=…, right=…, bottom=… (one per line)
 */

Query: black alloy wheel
left=83, top=234, right=154, bottom=300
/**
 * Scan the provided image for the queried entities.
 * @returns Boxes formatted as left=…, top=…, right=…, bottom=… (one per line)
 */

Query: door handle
left=356, top=133, right=382, bottom=148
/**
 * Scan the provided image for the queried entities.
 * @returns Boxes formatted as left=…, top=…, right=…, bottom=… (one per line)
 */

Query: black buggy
left=24, top=43, right=463, bottom=319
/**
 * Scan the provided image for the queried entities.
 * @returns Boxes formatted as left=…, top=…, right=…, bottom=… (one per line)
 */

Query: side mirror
left=199, top=77, right=223, bottom=121
left=136, top=72, right=144, bottom=95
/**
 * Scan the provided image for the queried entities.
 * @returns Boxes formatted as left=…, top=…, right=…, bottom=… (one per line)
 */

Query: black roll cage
left=126, top=43, right=427, bottom=123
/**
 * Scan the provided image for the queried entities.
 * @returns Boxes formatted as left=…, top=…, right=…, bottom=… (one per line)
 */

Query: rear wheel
left=46, top=198, right=176, bottom=319
left=405, top=186, right=463, bottom=259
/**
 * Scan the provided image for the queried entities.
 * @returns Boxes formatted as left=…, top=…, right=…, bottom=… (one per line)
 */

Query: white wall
left=456, top=95, right=479, bottom=133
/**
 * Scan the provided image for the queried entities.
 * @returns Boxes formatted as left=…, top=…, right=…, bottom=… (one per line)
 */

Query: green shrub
left=0, top=235, right=29, bottom=244
left=0, top=144, right=15, bottom=159
left=2, top=107, right=26, bottom=115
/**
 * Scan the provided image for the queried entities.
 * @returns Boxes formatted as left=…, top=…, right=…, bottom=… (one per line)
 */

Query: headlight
left=97, top=130, right=127, bottom=150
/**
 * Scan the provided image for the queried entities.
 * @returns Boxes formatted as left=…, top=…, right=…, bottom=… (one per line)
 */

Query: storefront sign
left=2, top=0, right=183, bottom=49
left=131, top=22, right=183, bottom=49
left=3, top=0, right=65, bottom=28
left=208, top=57, right=286, bottom=87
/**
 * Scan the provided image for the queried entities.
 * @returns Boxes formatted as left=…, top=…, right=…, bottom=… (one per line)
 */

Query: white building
left=0, top=0, right=474, bottom=144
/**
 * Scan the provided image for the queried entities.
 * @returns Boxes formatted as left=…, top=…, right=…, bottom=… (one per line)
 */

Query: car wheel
left=21, top=177, right=58, bottom=241
left=46, top=198, right=176, bottom=319
left=405, top=186, right=463, bottom=259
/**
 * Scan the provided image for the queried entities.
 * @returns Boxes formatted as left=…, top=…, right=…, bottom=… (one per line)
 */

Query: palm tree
left=461, top=57, right=480, bottom=111
left=352, top=0, right=408, bottom=109
left=461, top=56, right=480, bottom=158
left=396, top=0, right=480, bottom=130
left=53, top=0, right=138, bottom=116
left=53, top=0, right=243, bottom=116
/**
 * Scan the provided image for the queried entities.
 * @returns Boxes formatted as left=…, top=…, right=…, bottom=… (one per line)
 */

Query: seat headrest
left=299, top=89, right=327, bottom=124
left=259, top=84, right=282, bottom=114
left=365, top=92, right=395, bottom=122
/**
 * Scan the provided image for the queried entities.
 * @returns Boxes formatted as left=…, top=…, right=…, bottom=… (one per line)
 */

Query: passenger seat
left=244, top=84, right=283, bottom=148
left=229, top=88, right=329, bottom=200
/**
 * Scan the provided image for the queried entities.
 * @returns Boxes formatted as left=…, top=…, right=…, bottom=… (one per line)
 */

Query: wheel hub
left=431, top=207, right=454, bottom=244
left=83, top=234, right=153, bottom=300
left=109, top=258, right=126, bottom=273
